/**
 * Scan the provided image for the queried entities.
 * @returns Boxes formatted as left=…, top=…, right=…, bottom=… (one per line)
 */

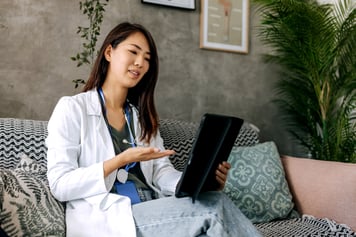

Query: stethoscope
left=97, top=87, right=136, bottom=182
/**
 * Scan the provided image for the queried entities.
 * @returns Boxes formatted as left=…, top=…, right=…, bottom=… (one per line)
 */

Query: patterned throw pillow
left=223, top=141, right=294, bottom=223
left=0, top=154, right=65, bottom=237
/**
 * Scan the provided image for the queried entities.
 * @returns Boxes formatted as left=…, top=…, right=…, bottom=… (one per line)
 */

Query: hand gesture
left=104, top=147, right=175, bottom=177
left=121, top=147, right=175, bottom=164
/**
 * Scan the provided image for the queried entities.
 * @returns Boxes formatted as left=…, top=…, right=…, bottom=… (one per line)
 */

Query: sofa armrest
left=281, top=155, right=356, bottom=231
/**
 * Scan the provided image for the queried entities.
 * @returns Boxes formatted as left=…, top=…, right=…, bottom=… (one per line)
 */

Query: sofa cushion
left=0, top=154, right=65, bottom=236
left=255, top=215, right=356, bottom=236
left=159, top=119, right=260, bottom=171
left=281, top=156, right=356, bottom=231
left=0, top=118, right=48, bottom=170
left=224, top=141, right=294, bottom=223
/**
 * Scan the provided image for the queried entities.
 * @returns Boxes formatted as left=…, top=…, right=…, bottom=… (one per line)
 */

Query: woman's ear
left=104, top=45, right=112, bottom=62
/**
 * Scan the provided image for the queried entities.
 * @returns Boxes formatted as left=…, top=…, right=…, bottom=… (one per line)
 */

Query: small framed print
left=142, top=0, right=196, bottom=10
left=200, top=0, right=249, bottom=54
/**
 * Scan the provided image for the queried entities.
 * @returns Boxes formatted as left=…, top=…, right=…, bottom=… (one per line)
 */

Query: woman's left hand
left=215, top=161, right=231, bottom=191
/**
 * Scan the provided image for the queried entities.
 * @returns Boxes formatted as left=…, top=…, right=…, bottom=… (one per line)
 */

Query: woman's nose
left=134, top=56, right=144, bottom=67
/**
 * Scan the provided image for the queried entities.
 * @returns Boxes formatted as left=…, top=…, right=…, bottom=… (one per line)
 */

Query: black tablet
left=175, top=113, right=243, bottom=203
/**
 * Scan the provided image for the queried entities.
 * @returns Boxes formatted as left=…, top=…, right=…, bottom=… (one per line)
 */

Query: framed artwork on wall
left=200, top=0, right=249, bottom=54
left=141, top=0, right=196, bottom=10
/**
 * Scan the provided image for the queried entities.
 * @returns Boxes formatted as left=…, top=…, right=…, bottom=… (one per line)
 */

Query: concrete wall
left=0, top=0, right=302, bottom=156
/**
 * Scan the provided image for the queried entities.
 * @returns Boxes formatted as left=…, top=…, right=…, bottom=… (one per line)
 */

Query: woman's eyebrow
left=130, top=43, right=151, bottom=55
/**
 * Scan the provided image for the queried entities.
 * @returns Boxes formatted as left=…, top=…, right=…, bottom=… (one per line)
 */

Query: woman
left=46, top=22, right=262, bottom=237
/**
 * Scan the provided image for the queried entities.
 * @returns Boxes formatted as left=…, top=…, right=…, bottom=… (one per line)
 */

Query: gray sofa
left=0, top=118, right=355, bottom=236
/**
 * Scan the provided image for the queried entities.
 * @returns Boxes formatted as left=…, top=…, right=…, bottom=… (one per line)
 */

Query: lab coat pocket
left=66, top=196, right=136, bottom=237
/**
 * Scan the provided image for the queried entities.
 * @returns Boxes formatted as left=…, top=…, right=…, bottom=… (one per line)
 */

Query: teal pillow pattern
left=223, top=141, right=294, bottom=223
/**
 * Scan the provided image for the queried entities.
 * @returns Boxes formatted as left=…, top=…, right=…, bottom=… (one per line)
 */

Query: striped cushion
left=0, top=118, right=48, bottom=170
left=159, top=119, right=259, bottom=171
left=0, top=118, right=259, bottom=171
left=255, top=215, right=356, bottom=237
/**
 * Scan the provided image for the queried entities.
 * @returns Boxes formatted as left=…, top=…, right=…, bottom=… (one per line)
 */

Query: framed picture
left=200, top=0, right=249, bottom=53
left=142, top=0, right=196, bottom=10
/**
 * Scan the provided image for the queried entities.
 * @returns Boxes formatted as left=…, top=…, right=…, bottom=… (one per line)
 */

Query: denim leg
left=132, top=191, right=262, bottom=237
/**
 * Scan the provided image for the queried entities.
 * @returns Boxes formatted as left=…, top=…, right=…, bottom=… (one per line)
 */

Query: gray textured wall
left=0, top=0, right=302, bottom=156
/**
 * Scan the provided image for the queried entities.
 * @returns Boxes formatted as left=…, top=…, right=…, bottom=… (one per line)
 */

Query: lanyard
left=98, top=88, right=137, bottom=171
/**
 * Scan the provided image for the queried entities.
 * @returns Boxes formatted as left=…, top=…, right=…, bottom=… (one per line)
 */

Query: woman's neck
left=101, top=84, right=128, bottom=111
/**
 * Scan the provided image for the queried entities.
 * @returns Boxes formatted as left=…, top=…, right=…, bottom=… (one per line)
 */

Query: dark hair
left=83, top=22, right=159, bottom=142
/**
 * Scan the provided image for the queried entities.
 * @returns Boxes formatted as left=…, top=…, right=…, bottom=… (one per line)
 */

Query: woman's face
left=105, top=32, right=151, bottom=88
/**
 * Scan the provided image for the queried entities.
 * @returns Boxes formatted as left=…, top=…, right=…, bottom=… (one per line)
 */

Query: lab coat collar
left=86, top=89, right=102, bottom=116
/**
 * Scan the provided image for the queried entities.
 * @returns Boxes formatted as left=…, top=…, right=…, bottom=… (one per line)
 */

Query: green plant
left=254, top=0, right=356, bottom=162
left=71, top=0, right=109, bottom=88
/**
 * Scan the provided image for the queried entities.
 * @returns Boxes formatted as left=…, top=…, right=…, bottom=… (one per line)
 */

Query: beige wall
left=0, top=0, right=302, bottom=156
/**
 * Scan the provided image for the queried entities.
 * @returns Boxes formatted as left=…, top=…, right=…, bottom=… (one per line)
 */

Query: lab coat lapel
left=96, top=116, right=115, bottom=157
left=63, top=90, right=136, bottom=236
left=87, top=90, right=115, bottom=158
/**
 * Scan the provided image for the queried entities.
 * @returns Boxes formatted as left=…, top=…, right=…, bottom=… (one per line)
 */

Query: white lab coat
left=46, top=89, right=182, bottom=237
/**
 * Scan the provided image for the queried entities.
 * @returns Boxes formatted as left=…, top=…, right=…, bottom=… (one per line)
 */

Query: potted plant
left=71, top=0, right=109, bottom=88
left=253, top=0, right=356, bottom=162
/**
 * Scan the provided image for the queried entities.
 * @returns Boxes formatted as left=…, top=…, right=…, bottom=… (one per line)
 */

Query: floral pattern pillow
left=224, top=141, right=294, bottom=223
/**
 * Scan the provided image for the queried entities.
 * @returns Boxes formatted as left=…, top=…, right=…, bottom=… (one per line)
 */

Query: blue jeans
left=132, top=191, right=262, bottom=237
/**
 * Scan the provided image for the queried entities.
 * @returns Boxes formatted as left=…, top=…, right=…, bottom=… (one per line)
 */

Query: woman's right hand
left=103, top=147, right=175, bottom=177
left=120, top=147, right=175, bottom=164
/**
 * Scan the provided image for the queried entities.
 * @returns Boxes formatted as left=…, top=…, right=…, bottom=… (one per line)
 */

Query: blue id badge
left=114, top=181, right=141, bottom=205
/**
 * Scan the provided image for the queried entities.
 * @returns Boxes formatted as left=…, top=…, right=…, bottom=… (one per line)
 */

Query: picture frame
left=200, top=0, right=249, bottom=54
left=141, top=0, right=196, bottom=10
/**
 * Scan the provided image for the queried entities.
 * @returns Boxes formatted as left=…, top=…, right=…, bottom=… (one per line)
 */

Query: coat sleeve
left=46, top=96, right=112, bottom=202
